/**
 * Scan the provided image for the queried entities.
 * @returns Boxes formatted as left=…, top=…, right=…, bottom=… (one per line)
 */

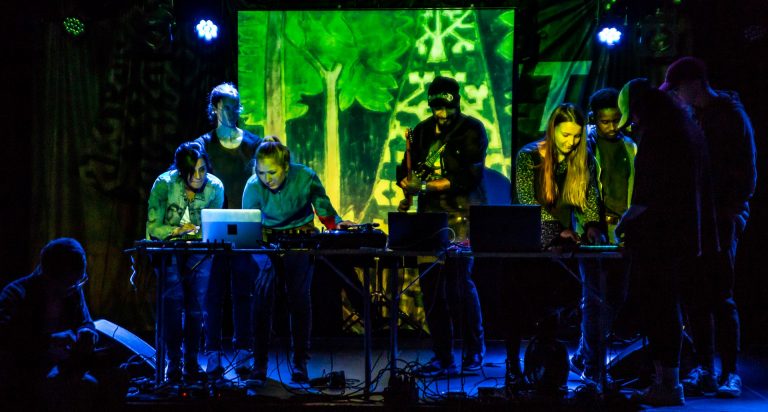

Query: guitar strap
left=419, top=114, right=468, bottom=173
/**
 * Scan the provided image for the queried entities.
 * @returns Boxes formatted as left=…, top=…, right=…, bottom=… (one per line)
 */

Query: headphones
left=587, top=110, right=595, bottom=125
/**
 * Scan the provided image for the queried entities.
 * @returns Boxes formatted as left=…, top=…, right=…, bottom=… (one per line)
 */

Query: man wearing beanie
left=660, top=56, right=757, bottom=398
left=0, top=238, right=99, bottom=408
left=396, top=75, right=487, bottom=376
left=616, top=79, right=718, bottom=406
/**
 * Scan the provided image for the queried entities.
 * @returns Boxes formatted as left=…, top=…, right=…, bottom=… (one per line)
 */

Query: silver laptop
left=201, top=209, right=263, bottom=249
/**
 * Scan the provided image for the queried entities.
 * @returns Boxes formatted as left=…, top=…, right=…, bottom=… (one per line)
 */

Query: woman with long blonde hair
left=515, top=103, right=602, bottom=245
left=502, top=103, right=604, bottom=389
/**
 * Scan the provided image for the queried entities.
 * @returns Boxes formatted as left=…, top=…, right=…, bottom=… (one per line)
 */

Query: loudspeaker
left=607, top=333, right=695, bottom=386
left=94, top=319, right=156, bottom=371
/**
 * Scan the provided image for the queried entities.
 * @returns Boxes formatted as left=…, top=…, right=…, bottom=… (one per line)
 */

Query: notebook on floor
left=387, top=212, right=449, bottom=252
left=469, top=204, right=542, bottom=252
left=201, top=209, right=263, bottom=249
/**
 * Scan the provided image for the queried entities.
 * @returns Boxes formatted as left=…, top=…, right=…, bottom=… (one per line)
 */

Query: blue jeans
left=205, top=254, right=263, bottom=351
left=419, top=256, right=485, bottom=364
left=577, top=258, right=629, bottom=378
left=682, top=212, right=746, bottom=373
left=160, top=253, right=212, bottom=367
left=250, top=254, right=312, bottom=368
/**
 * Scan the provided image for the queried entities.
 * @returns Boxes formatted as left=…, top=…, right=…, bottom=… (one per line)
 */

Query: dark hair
left=207, top=82, right=242, bottom=123
left=172, top=141, right=210, bottom=181
left=40, top=238, right=86, bottom=278
left=588, top=88, right=619, bottom=113
left=256, top=136, right=291, bottom=169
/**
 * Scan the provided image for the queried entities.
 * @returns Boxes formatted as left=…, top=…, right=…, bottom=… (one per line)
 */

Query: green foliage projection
left=238, top=8, right=514, bottom=226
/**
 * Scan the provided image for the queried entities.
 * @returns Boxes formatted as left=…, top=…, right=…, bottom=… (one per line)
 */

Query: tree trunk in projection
left=323, top=64, right=342, bottom=211
left=265, top=11, right=286, bottom=143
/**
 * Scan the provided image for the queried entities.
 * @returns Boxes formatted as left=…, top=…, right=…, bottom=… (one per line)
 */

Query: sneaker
left=245, top=368, right=268, bottom=389
left=505, top=359, right=524, bottom=390
left=204, top=350, right=224, bottom=377
left=414, top=357, right=458, bottom=377
left=166, top=361, right=182, bottom=383
left=461, top=353, right=483, bottom=372
left=231, top=349, right=254, bottom=377
left=291, top=361, right=309, bottom=383
left=716, top=372, right=742, bottom=398
left=682, top=367, right=718, bottom=395
left=632, top=383, right=685, bottom=406
left=580, top=371, right=615, bottom=393
left=183, top=365, right=207, bottom=383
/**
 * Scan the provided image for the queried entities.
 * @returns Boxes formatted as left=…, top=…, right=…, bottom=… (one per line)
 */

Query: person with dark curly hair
left=146, top=141, right=224, bottom=383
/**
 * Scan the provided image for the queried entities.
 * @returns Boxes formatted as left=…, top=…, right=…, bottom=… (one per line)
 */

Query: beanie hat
left=427, top=76, right=460, bottom=108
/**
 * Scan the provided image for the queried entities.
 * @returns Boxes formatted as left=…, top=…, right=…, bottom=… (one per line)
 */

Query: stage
left=120, top=338, right=768, bottom=411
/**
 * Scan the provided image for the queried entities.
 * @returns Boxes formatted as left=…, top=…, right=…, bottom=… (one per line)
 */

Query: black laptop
left=387, top=212, right=450, bottom=251
left=469, top=205, right=542, bottom=252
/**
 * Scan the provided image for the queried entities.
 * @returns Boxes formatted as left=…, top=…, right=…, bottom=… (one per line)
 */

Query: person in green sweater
left=241, top=136, right=354, bottom=387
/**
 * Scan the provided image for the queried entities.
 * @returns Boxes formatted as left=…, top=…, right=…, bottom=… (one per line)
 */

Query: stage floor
left=123, top=338, right=768, bottom=411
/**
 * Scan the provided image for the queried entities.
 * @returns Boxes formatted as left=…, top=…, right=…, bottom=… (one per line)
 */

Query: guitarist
left=396, top=76, right=488, bottom=376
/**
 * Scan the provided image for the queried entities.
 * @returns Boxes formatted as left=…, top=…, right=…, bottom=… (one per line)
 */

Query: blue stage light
left=196, top=19, right=218, bottom=41
left=597, top=27, right=622, bottom=47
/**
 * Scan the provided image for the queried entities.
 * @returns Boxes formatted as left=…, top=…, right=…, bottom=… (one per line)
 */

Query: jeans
left=160, top=253, right=212, bottom=367
left=251, top=254, right=312, bottom=368
left=631, top=248, right=684, bottom=368
left=205, top=254, right=262, bottom=351
left=419, top=256, right=485, bottom=363
left=682, top=212, right=746, bottom=373
left=577, top=257, right=629, bottom=378
left=502, top=259, right=576, bottom=370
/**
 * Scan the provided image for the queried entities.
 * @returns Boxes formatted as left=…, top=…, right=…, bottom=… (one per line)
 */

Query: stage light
left=196, top=19, right=218, bottom=41
left=597, top=27, right=622, bottom=46
left=63, top=17, right=85, bottom=37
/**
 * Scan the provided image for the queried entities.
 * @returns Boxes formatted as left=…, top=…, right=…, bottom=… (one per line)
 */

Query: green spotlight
left=63, top=17, right=85, bottom=37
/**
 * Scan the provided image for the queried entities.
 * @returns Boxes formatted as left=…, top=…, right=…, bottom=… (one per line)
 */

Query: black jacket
left=396, top=113, right=488, bottom=214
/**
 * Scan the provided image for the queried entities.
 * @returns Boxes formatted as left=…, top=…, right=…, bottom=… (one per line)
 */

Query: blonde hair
left=256, top=135, right=291, bottom=168
left=536, top=103, right=589, bottom=211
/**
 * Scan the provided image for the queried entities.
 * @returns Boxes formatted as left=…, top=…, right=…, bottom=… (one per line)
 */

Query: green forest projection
left=238, top=9, right=515, bottom=231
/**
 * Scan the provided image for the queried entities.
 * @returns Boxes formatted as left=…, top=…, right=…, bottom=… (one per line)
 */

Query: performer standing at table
left=396, top=75, right=487, bottom=376
left=616, top=79, right=718, bottom=406
left=194, top=82, right=264, bottom=378
left=660, top=57, right=756, bottom=398
left=570, top=89, right=635, bottom=389
left=510, top=103, right=604, bottom=387
left=242, top=136, right=354, bottom=387
left=146, top=141, right=224, bottom=382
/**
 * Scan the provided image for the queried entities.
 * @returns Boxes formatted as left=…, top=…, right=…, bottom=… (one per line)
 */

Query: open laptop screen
left=469, top=205, right=542, bottom=252
left=201, top=209, right=263, bottom=249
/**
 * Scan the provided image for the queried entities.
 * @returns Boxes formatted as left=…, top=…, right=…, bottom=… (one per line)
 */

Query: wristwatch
left=420, top=181, right=427, bottom=194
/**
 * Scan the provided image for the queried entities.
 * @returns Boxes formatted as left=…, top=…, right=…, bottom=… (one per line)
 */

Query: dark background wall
left=3, top=0, right=766, bottom=343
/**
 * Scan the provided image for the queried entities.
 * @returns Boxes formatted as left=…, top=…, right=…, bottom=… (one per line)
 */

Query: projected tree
left=280, top=11, right=414, bottom=211
left=239, top=9, right=514, bottom=226
left=361, top=9, right=512, bottom=225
